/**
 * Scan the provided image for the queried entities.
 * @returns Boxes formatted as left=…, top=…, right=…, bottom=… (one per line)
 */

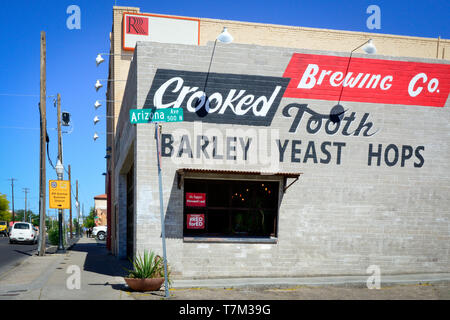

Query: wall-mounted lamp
left=94, top=100, right=121, bottom=109
left=95, top=79, right=126, bottom=92
left=331, top=39, right=377, bottom=123
left=93, top=115, right=115, bottom=125
left=216, top=27, right=234, bottom=43
left=93, top=131, right=113, bottom=141
left=96, top=53, right=133, bottom=67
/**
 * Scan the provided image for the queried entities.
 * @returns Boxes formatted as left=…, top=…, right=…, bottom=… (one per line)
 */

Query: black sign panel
left=144, top=69, right=290, bottom=126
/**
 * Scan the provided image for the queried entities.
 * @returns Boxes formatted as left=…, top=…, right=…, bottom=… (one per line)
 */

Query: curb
left=172, top=274, right=450, bottom=289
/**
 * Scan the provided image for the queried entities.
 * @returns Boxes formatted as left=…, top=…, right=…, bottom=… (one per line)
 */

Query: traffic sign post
left=129, top=107, right=183, bottom=124
left=48, top=180, right=71, bottom=209
left=129, top=107, right=184, bottom=299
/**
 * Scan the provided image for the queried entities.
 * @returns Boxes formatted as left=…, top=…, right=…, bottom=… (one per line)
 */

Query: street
left=0, top=237, right=38, bottom=278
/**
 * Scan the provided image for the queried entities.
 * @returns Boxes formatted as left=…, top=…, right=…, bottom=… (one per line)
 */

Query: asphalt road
left=0, top=237, right=38, bottom=278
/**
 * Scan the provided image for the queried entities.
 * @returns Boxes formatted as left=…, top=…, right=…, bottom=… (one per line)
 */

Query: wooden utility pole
left=76, top=180, right=79, bottom=236
left=23, top=188, right=30, bottom=222
left=7, top=178, right=17, bottom=223
left=68, top=165, right=72, bottom=238
left=38, top=31, right=47, bottom=256
left=57, top=93, right=62, bottom=164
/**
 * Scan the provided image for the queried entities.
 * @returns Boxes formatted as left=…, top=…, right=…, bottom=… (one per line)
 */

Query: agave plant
left=124, top=250, right=172, bottom=285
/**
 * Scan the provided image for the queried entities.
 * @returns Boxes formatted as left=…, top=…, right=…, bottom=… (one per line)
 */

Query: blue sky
left=0, top=0, right=449, bottom=220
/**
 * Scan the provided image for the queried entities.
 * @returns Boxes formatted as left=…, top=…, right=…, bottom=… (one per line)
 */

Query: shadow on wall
left=163, top=173, right=184, bottom=240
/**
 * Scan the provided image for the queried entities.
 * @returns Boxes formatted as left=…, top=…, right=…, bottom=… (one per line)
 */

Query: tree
left=12, top=209, right=37, bottom=224
left=0, top=193, right=11, bottom=222
left=83, top=207, right=96, bottom=228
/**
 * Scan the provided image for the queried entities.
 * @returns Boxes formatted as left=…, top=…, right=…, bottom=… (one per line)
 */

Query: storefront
left=109, top=34, right=449, bottom=278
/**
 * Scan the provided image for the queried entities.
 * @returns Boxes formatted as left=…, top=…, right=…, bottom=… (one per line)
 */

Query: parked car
left=9, top=222, right=38, bottom=244
left=92, top=225, right=107, bottom=241
left=0, top=221, right=8, bottom=237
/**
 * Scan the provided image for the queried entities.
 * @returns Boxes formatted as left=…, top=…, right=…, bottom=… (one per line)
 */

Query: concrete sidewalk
left=0, top=237, right=449, bottom=300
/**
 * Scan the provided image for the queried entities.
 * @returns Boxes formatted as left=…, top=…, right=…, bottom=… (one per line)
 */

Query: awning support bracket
left=283, top=176, right=299, bottom=193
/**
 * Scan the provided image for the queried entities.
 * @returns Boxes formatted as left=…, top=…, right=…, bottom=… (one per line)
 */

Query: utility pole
left=68, top=165, right=72, bottom=239
left=38, top=31, right=47, bottom=257
left=7, top=178, right=17, bottom=224
left=23, top=188, right=30, bottom=222
left=56, top=95, right=65, bottom=252
left=57, top=93, right=63, bottom=164
left=76, top=180, right=79, bottom=236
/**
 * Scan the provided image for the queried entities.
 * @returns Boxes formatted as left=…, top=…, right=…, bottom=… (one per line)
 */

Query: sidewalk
left=0, top=237, right=449, bottom=300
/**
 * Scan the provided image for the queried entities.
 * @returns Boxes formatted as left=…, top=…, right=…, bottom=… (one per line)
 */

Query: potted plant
left=124, top=250, right=171, bottom=292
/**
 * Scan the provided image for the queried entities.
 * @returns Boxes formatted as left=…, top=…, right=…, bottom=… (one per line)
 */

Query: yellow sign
left=49, top=180, right=71, bottom=209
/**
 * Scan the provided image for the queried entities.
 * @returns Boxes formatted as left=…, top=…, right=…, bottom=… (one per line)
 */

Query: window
left=183, top=179, right=279, bottom=238
left=14, top=223, right=30, bottom=230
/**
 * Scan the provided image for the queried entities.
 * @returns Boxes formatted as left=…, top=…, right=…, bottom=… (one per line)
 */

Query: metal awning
left=176, top=168, right=302, bottom=192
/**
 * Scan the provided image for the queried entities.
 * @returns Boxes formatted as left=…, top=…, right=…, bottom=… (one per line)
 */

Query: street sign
left=129, top=108, right=184, bottom=124
left=49, top=180, right=71, bottom=209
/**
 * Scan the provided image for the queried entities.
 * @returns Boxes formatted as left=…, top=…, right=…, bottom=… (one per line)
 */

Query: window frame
left=182, top=175, right=282, bottom=244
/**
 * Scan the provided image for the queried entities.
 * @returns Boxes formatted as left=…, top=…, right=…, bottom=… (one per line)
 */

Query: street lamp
left=55, top=160, right=65, bottom=252
left=330, top=39, right=377, bottom=123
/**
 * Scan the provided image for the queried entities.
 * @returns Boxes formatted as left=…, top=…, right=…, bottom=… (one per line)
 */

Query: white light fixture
left=332, top=39, right=377, bottom=122
left=217, top=27, right=233, bottom=43
left=94, top=100, right=102, bottom=109
left=93, top=133, right=99, bottom=141
left=96, top=54, right=105, bottom=66
left=55, top=159, right=64, bottom=177
left=363, top=39, right=377, bottom=54
left=95, top=80, right=103, bottom=91
left=93, top=116, right=100, bottom=125
left=96, top=53, right=133, bottom=67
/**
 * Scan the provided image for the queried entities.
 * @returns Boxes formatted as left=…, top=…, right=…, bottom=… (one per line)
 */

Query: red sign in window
left=187, top=214, right=205, bottom=229
left=186, top=193, right=206, bottom=207
left=126, top=16, right=149, bottom=35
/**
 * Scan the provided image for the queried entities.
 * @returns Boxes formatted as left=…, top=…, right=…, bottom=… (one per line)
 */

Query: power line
left=0, top=126, right=40, bottom=130
left=0, top=93, right=56, bottom=98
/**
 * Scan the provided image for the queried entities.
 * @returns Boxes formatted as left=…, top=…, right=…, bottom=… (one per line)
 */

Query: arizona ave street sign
left=49, top=180, right=71, bottom=209
left=129, top=107, right=184, bottom=124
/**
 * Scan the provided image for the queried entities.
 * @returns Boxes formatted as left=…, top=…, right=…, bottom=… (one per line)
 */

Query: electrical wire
left=0, top=93, right=56, bottom=98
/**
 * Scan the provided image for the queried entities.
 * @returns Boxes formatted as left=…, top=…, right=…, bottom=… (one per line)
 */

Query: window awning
left=176, top=168, right=302, bottom=192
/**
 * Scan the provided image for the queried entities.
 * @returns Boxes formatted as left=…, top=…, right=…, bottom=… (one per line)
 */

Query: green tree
left=83, top=207, right=96, bottom=228
left=0, top=193, right=11, bottom=222
left=13, top=209, right=37, bottom=224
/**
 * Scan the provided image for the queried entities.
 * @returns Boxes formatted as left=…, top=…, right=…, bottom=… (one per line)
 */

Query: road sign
left=49, top=180, right=71, bottom=209
left=129, top=108, right=184, bottom=124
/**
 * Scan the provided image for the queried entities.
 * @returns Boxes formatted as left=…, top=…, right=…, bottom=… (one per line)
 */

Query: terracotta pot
left=124, top=277, right=164, bottom=292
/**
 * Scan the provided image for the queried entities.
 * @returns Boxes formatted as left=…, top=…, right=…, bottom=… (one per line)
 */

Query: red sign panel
left=283, top=53, right=450, bottom=107
left=186, top=193, right=206, bottom=207
left=125, top=16, right=149, bottom=35
left=187, top=214, right=205, bottom=229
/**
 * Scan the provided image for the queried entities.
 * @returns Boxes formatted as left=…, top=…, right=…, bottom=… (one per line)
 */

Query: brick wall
left=113, top=40, right=449, bottom=278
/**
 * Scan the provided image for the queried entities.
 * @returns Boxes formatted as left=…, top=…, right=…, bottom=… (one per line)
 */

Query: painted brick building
left=101, top=6, right=449, bottom=278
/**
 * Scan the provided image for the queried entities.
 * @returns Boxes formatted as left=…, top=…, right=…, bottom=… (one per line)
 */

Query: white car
left=92, top=225, right=107, bottom=241
left=9, top=222, right=38, bottom=244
